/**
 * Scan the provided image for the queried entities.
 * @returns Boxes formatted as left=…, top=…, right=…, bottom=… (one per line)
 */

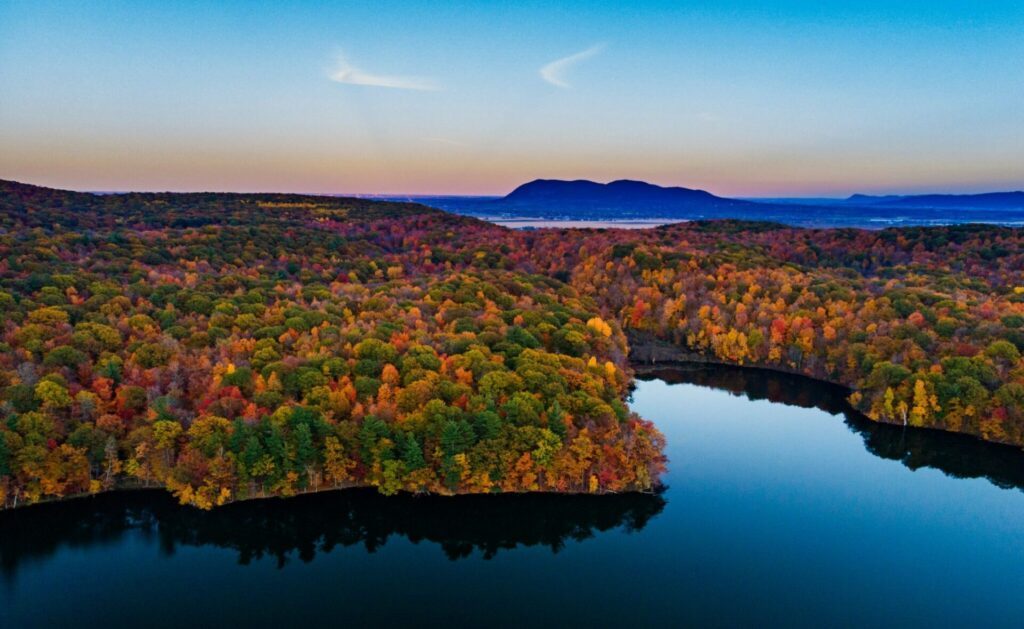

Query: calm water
left=386, top=196, right=1024, bottom=229
left=2, top=366, right=1023, bottom=628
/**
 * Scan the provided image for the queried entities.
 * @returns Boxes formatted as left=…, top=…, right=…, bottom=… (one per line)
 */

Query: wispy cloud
left=539, top=44, right=604, bottom=88
left=329, top=54, right=439, bottom=91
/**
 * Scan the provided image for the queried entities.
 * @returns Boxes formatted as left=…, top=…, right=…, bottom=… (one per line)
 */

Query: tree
left=35, top=380, right=72, bottom=409
left=294, top=423, right=317, bottom=488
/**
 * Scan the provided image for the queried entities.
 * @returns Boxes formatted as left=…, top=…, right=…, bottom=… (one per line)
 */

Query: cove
left=2, top=365, right=1023, bottom=628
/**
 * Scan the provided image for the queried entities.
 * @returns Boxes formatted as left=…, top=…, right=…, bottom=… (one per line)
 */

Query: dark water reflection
left=0, top=488, right=664, bottom=580
left=639, top=364, right=1024, bottom=493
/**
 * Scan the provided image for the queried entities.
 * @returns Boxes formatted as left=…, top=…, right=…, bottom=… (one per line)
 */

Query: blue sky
left=1, top=1, right=1022, bottom=196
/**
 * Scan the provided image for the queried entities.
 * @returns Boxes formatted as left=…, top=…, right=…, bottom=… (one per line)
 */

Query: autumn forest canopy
left=1, top=179, right=1023, bottom=509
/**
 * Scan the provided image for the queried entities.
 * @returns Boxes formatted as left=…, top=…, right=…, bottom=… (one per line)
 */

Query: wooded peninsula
left=1, top=179, right=1022, bottom=509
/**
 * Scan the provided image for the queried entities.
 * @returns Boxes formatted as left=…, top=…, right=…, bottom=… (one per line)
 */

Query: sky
left=1, top=0, right=1023, bottom=197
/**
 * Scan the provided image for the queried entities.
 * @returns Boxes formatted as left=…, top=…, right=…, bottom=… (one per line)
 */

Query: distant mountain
left=845, top=194, right=904, bottom=204
left=845, top=191, right=1024, bottom=209
left=496, top=179, right=752, bottom=215
left=404, top=179, right=1024, bottom=226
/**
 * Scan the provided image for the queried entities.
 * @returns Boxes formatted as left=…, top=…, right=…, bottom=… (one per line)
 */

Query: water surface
left=2, top=366, right=1023, bottom=628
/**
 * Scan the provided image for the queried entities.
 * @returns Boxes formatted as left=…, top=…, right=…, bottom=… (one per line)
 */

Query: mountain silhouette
left=496, top=179, right=752, bottom=214
left=845, top=191, right=1024, bottom=209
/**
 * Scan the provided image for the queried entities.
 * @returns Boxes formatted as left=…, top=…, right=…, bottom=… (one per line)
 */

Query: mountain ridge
left=501, top=178, right=750, bottom=209
left=845, top=191, right=1024, bottom=208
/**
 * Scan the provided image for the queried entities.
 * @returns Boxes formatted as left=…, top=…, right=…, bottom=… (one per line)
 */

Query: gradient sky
left=2, top=1, right=1023, bottom=196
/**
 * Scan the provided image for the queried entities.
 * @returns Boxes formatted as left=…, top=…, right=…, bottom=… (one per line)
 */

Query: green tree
left=35, top=380, right=72, bottom=409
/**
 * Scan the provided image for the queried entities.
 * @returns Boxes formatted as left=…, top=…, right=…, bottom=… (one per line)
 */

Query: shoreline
left=0, top=476, right=663, bottom=515
left=626, top=336, right=1024, bottom=453
left=6, top=349, right=1022, bottom=514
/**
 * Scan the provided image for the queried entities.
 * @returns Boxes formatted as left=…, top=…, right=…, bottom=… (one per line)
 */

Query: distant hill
left=845, top=191, right=1024, bottom=209
left=505, top=179, right=741, bottom=205
left=0, top=178, right=448, bottom=226
left=493, top=179, right=752, bottom=216
left=845, top=194, right=904, bottom=204
left=399, top=179, right=1024, bottom=226
left=495, top=179, right=1023, bottom=216
left=0, top=178, right=101, bottom=210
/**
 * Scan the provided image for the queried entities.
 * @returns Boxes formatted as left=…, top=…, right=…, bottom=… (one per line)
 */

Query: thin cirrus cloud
left=328, top=54, right=439, bottom=91
left=539, top=44, right=605, bottom=88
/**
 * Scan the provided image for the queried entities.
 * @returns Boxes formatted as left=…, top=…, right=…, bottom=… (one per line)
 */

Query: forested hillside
left=559, top=222, right=1024, bottom=445
left=0, top=181, right=664, bottom=508
left=2, top=179, right=1023, bottom=510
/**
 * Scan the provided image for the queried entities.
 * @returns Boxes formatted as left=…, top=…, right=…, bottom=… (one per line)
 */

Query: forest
left=1, top=178, right=1023, bottom=509
left=0, top=180, right=665, bottom=508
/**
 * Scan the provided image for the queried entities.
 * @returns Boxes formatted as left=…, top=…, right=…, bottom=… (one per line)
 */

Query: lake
left=386, top=196, right=1024, bottom=229
left=2, top=365, right=1023, bottom=628
left=487, top=218, right=684, bottom=230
